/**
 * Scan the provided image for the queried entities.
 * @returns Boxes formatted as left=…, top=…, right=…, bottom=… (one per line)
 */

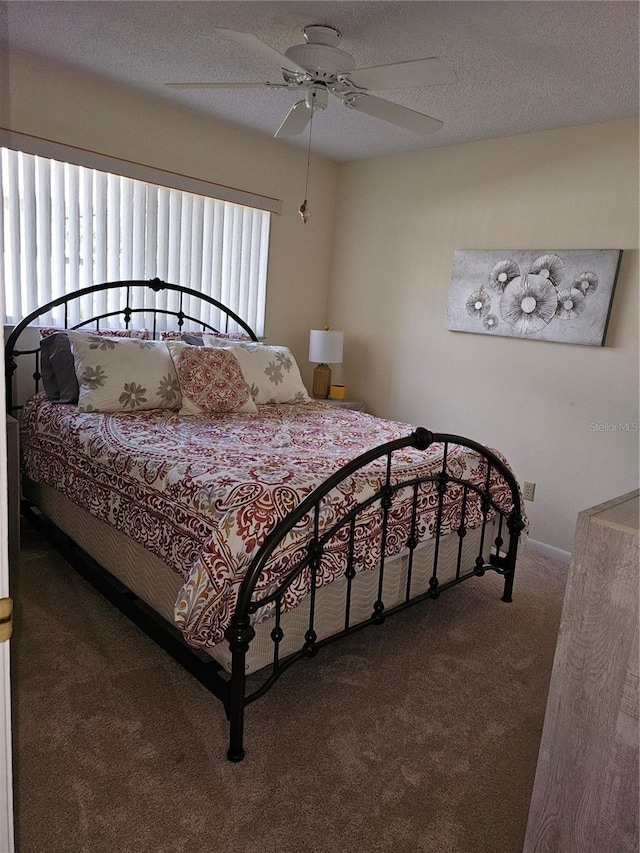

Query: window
left=0, top=147, right=271, bottom=335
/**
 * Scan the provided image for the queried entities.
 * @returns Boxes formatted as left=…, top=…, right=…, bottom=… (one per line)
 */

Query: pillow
left=67, top=332, right=181, bottom=413
left=40, top=327, right=149, bottom=339
left=202, top=333, right=260, bottom=349
left=180, top=332, right=205, bottom=347
left=166, top=342, right=257, bottom=415
left=225, top=344, right=310, bottom=405
left=162, top=330, right=252, bottom=345
left=39, top=327, right=150, bottom=403
left=40, top=333, right=80, bottom=403
left=162, top=331, right=204, bottom=345
left=205, top=331, right=254, bottom=344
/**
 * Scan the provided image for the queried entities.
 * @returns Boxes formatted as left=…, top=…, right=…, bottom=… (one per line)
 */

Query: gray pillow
left=181, top=332, right=205, bottom=346
left=40, top=334, right=61, bottom=400
left=40, top=333, right=79, bottom=403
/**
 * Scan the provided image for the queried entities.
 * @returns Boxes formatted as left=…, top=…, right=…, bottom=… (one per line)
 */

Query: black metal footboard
left=223, top=427, right=524, bottom=761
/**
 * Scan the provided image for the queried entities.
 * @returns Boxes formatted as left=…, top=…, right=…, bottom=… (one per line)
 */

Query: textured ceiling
left=3, top=1, right=639, bottom=162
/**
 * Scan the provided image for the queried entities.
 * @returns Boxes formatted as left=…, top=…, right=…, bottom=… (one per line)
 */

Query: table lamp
left=309, top=329, right=343, bottom=399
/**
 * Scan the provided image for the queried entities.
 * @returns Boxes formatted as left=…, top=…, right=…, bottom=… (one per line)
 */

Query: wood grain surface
left=523, top=490, right=639, bottom=853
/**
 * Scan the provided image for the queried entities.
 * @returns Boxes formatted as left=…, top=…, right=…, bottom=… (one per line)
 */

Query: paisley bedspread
left=20, top=395, right=516, bottom=648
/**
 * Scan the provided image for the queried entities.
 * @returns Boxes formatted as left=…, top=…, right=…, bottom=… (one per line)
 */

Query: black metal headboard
left=4, top=277, right=259, bottom=415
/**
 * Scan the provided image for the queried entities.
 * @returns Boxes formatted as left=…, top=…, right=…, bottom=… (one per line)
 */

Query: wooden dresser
left=523, top=490, right=639, bottom=852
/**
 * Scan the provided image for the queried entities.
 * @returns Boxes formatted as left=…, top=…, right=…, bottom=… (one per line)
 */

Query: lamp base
left=312, top=363, right=331, bottom=399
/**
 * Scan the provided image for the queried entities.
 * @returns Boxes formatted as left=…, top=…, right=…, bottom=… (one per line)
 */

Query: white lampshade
left=309, top=329, right=343, bottom=364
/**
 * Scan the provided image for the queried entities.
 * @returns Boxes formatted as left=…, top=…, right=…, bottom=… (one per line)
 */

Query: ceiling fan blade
left=215, top=28, right=309, bottom=77
left=165, top=82, right=291, bottom=90
left=348, top=57, right=457, bottom=90
left=274, top=101, right=311, bottom=138
left=341, top=92, right=443, bottom=134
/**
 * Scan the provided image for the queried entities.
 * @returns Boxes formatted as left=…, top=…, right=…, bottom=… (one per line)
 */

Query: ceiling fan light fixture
left=305, top=85, right=327, bottom=110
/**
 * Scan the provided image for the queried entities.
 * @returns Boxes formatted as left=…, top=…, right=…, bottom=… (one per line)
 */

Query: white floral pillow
left=224, top=344, right=310, bottom=405
left=202, top=333, right=259, bottom=349
left=67, top=331, right=181, bottom=413
left=163, top=330, right=252, bottom=345
left=166, top=342, right=257, bottom=415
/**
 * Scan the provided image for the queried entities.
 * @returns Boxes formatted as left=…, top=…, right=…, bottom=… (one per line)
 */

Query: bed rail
left=224, top=427, right=524, bottom=761
left=4, top=277, right=258, bottom=415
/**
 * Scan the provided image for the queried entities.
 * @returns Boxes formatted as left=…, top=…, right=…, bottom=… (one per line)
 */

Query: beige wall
left=5, top=51, right=638, bottom=551
left=329, top=118, right=639, bottom=552
left=2, top=50, right=338, bottom=386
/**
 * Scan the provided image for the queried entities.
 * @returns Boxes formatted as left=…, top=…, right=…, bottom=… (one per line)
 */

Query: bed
left=5, top=279, right=526, bottom=762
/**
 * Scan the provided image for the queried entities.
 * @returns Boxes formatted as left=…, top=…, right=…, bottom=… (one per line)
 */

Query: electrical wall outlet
left=523, top=481, right=536, bottom=502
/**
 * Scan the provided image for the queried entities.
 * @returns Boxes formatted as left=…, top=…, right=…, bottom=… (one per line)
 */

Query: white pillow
left=224, top=344, right=310, bottom=405
left=68, top=331, right=181, bottom=413
left=166, top=342, right=257, bottom=415
left=202, top=333, right=262, bottom=349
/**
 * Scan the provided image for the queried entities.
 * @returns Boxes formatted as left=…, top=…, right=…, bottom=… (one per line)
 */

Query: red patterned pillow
left=167, top=342, right=257, bottom=415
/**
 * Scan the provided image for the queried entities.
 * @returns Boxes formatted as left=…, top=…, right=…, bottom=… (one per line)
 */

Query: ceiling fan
left=166, top=24, right=457, bottom=138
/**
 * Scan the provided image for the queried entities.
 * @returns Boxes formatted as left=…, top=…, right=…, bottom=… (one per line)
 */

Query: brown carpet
left=11, top=519, right=567, bottom=853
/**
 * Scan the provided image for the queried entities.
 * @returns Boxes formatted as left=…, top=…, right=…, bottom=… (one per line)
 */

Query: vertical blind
left=0, top=147, right=270, bottom=335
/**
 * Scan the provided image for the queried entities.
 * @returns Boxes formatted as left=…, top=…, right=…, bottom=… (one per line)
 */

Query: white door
left=0, top=328, right=16, bottom=848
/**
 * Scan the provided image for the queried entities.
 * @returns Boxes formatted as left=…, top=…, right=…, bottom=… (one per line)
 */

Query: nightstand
left=316, top=399, right=366, bottom=412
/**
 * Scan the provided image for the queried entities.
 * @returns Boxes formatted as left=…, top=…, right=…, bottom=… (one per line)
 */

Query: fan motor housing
left=285, top=43, right=356, bottom=79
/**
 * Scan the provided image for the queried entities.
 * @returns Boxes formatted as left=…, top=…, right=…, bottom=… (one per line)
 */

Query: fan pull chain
left=299, top=90, right=316, bottom=224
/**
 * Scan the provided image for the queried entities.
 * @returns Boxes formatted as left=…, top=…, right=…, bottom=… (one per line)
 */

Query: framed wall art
left=446, top=250, right=622, bottom=346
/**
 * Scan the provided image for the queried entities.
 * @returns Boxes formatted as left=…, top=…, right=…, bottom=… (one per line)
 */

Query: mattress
left=24, top=478, right=488, bottom=675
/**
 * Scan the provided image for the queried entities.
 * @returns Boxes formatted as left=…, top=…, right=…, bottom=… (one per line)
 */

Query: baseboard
left=525, top=538, right=572, bottom=566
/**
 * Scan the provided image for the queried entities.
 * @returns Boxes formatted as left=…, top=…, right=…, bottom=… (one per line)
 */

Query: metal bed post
left=224, top=616, right=255, bottom=762
left=502, top=510, right=525, bottom=602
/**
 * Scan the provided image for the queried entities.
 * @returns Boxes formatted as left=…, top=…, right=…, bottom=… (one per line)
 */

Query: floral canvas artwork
left=446, top=250, right=622, bottom=345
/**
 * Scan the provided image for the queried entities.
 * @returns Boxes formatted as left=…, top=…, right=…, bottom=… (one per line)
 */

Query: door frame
left=0, top=324, right=16, bottom=850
